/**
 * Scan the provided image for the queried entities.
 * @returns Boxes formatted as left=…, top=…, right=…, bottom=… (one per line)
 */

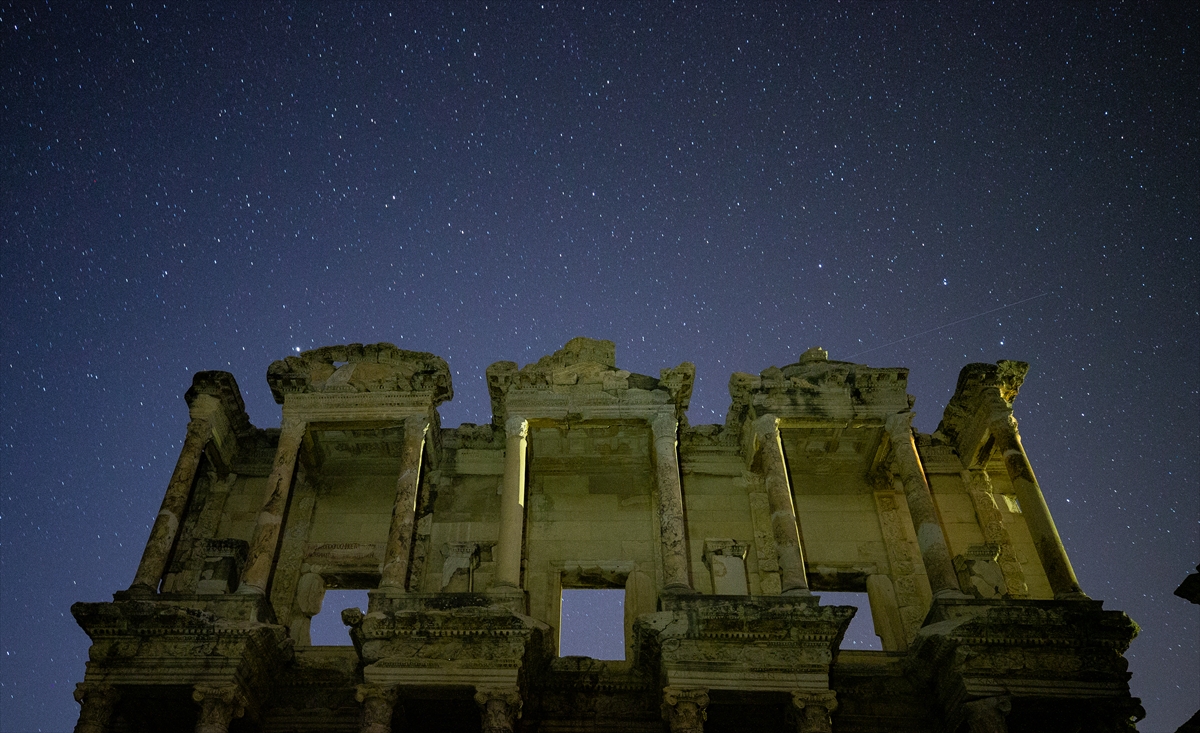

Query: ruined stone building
left=72, top=339, right=1143, bottom=733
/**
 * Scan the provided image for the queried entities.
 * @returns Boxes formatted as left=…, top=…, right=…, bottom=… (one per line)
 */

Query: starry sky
left=2, top=3, right=1196, bottom=730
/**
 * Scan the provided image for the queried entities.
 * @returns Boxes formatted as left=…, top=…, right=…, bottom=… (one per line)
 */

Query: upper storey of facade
left=126, top=338, right=1078, bottom=642
left=72, top=338, right=1138, bottom=733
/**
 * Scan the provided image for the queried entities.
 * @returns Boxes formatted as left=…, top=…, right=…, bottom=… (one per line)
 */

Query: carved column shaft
left=379, top=415, right=429, bottom=592
left=475, top=687, right=522, bottom=733
left=129, top=415, right=214, bottom=592
left=990, top=415, right=1085, bottom=599
left=74, top=683, right=119, bottom=733
left=240, top=417, right=306, bottom=594
left=962, top=469, right=1029, bottom=598
left=192, top=685, right=245, bottom=733
left=661, top=687, right=709, bottom=733
left=754, top=415, right=809, bottom=594
left=885, top=412, right=963, bottom=597
left=962, top=696, right=1011, bottom=733
left=357, top=684, right=399, bottom=733
left=494, top=416, right=528, bottom=589
left=652, top=413, right=692, bottom=590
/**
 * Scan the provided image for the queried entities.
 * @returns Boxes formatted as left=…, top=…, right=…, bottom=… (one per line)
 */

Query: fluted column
left=753, top=415, right=809, bottom=594
left=990, top=415, right=1086, bottom=599
left=239, top=417, right=306, bottom=594
left=885, top=412, right=964, bottom=598
left=192, top=685, right=245, bottom=733
left=791, top=690, right=837, bottom=733
left=494, top=416, right=529, bottom=589
left=962, top=696, right=1011, bottom=733
left=357, top=684, right=399, bottom=733
left=661, top=687, right=709, bottom=733
left=128, top=409, right=215, bottom=593
left=475, top=686, right=522, bottom=733
left=379, top=415, right=430, bottom=593
left=74, top=683, right=119, bottom=733
left=651, top=412, right=691, bottom=591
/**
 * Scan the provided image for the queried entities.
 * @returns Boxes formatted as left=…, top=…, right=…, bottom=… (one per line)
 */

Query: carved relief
left=475, top=686, right=522, bottom=733
left=790, top=690, right=838, bottom=733
left=661, top=687, right=709, bottom=733
left=964, top=470, right=1030, bottom=598
left=874, top=489, right=929, bottom=640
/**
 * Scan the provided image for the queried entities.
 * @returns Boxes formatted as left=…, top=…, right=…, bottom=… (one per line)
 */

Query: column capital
left=661, top=686, right=709, bottom=733
left=752, top=413, right=781, bottom=441
left=356, top=683, right=400, bottom=733
left=192, top=684, right=246, bottom=733
left=790, top=689, right=838, bottom=733
left=651, top=411, right=679, bottom=441
left=885, top=410, right=916, bottom=437
left=74, top=682, right=120, bottom=733
left=989, top=412, right=1020, bottom=440
left=405, top=412, right=431, bottom=433
left=504, top=415, right=528, bottom=438
left=475, top=686, right=522, bottom=733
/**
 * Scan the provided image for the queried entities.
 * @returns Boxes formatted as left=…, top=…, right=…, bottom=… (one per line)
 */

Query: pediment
left=267, top=343, right=452, bottom=405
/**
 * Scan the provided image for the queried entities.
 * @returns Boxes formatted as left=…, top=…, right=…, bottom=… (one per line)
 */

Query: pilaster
left=652, top=411, right=691, bottom=591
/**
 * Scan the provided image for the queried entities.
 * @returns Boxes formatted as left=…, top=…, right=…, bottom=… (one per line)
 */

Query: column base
left=782, top=586, right=813, bottom=597
left=1053, top=590, right=1091, bottom=601
left=122, top=583, right=157, bottom=598
left=933, top=589, right=974, bottom=601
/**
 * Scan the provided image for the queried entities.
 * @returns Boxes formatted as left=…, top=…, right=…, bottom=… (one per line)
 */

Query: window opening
left=816, top=591, right=882, bottom=650
left=310, top=589, right=370, bottom=646
left=559, top=589, right=625, bottom=660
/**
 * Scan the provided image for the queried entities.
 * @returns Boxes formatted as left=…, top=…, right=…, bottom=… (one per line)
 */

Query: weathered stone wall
left=70, top=341, right=1142, bottom=733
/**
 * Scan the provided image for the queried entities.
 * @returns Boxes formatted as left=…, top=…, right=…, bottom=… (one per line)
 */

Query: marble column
left=379, top=415, right=430, bottom=593
left=990, top=415, right=1086, bottom=599
left=884, top=412, right=964, bottom=598
left=475, top=686, right=522, bottom=733
left=651, top=412, right=692, bottom=591
left=239, top=417, right=306, bottom=595
left=128, top=414, right=214, bottom=593
left=661, top=687, right=709, bottom=733
left=357, top=684, right=399, bottom=733
left=494, top=416, right=528, bottom=590
left=74, top=682, right=119, bottom=733
left=962, top=696, right=1011, bottom=733
left=791, top=690, right=838, bottom=733
left=192, top=685, right=245, bottom=733
left=753, top=415, right=810, bottom=594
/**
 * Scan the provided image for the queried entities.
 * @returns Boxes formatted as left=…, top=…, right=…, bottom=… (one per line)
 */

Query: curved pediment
left=267, top=343, right=452, bottom=406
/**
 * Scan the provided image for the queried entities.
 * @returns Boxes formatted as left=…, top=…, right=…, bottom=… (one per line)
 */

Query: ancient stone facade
left=72, top=339, right=1143, bottom=732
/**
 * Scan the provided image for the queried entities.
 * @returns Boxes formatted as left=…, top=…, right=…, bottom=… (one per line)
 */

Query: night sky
left=2, top=3, right=1196, bottom=730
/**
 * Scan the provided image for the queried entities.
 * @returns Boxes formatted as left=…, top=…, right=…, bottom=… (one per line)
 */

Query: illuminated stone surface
left=72, top=339, right=1141, bottom=732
